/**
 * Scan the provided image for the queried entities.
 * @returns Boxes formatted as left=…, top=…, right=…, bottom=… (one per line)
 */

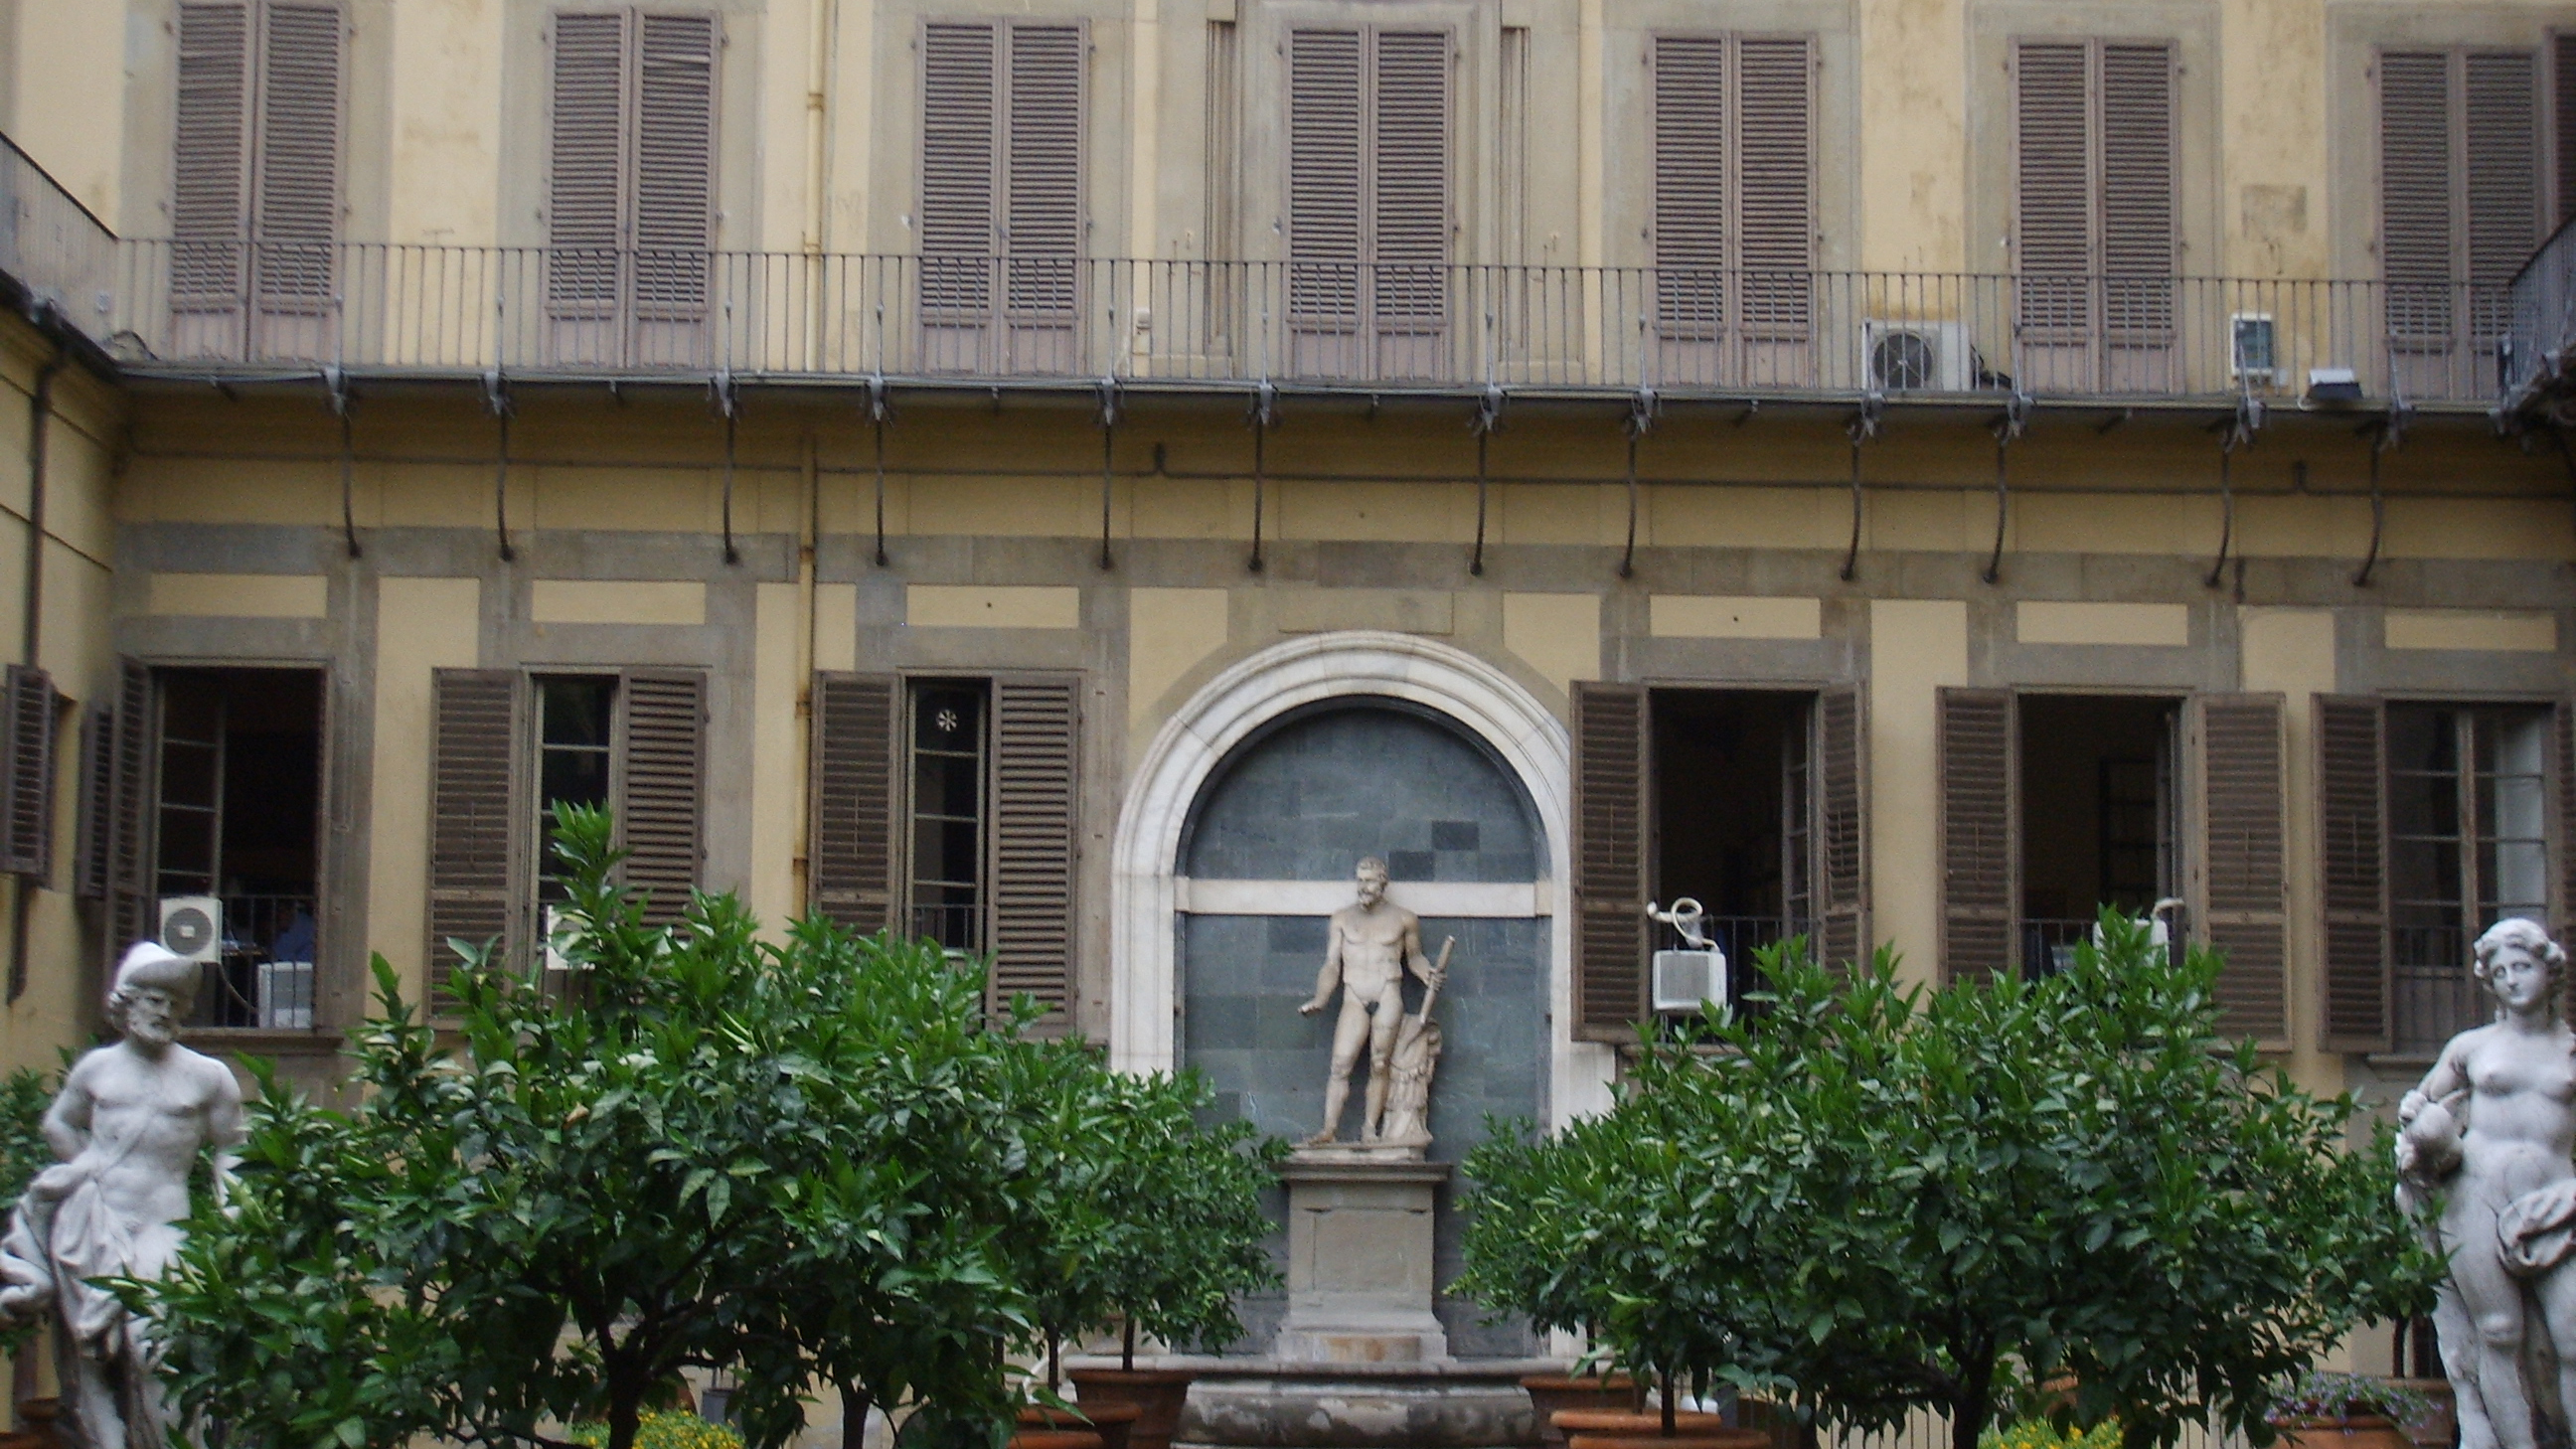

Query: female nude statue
left=2399, top=917, right=2576, bottom=1449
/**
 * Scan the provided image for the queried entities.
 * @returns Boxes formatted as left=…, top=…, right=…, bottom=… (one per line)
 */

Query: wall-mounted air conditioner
left=1862, top=320, right=1975, bottom=392
left=158, top=896, right=222, bottom=964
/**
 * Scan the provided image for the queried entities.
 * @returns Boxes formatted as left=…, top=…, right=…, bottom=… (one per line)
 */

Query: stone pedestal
left=1273, top=1156, right=1450, bottom=1364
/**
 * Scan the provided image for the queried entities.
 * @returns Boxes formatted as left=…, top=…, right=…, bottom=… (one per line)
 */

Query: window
left=1569, top=683, right=1862, bottom=1036
left=1286, top=26, right=1450, bottom=380
left=810, top=672, right=1079, bottom=1018
left=2376, top=47, right=2546, bottom=391
left=917, top=20, right=1086, bottom=374
left=1649, top=34, right=1816, bottom=387
left=169, top=0, right=344, bottom=361
left=2319, top=698, right=2556, bottom=1056
left=426, top=668, right=706, bottom=1006
left=81, top=666, right=325, bottom=1029
left=1939, top=690, right=2287, bottom=1040
left=545, top=9, right=720, bottom=368
left=2012, top=38, right=2175, bottom=391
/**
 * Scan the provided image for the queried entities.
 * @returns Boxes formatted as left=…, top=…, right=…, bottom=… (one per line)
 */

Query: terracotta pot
left=1565, top=1433, right=1773, bottom=1449
left=1067, top=1369, right=1195, bottom=1449
left=2388, top=1378, right=2456, bottom=1449
left=1008, top=1431, right=1103, bottom=1449
left=1553, top=1411, right=1734, bottom=1437
left=2274, top=1416, right=2415, bottom=1449
left=1523, top=1378, right=1640, bottom=1449
left=1021, top=1402, right=1141, bottom=1449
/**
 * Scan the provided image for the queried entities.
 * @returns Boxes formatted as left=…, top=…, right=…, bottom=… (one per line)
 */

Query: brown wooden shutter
left=2466, top=49, right=2544, bottom=323
left=1938, top=688, right=2016, bottom=981
left=2379, top=50, right=2456, bottom=340
left=1003, top=24, right=1082, bottom=320
left=811, top=673, right=898, bottom=931
left=2317, top=696, right=2390, bottom=1052
left=1371, top=29, right=1449, bottom=328
left=1736, top=35, right=1815, bottom=336
left=100, top=661, right=155, bottom=974
left=1652, top=36, right=1725, bottom=337
left=989, top=674, right=1079, bottom=1018
left=2099, top=42, right=2174, bottom=335
left=427, top=668, right=518, bottom=1005
left=2190, top=693, right=2289, bottom=1044
left=2554, top=34, right=2576, bottom=226
left=74, top=705, right=110, bottom=900
left=633, top=13, right=717, bottom=319
left=173, top=2, right=252, bottom=304
left=1571, top=681, right=1648, bottom=1037
left=617, top=669, right=705, bottom=927
left=250, top=2, right=342, bottom=303
left=921, top=21, right=999, bottom=315
left=2014, top=40, right=2093, bottom=337
left=1815, top=684, right=1866, bottom=969
left=0, top=666, right=58, bottom=882
left=549, top=10, right=629, bottom=314
left=1289, top=28, right=1364, bottom=324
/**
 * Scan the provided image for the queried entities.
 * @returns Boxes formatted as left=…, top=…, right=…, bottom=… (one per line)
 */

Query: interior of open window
left=2390, top=703, right=2550, bottom=1055
left=1649, top=688, right=1813, bottom=1006
left=2015, top=694, right=2180, bottom=974
left=906, top=679, right=989, bottom=955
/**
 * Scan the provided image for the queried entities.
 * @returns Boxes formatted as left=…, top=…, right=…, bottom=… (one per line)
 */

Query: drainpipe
left=9, top=334, right=64, bottom=1008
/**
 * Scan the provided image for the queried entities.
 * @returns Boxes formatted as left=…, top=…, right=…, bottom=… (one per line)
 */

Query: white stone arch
left=1109, top=630, right=1615, bottom=1128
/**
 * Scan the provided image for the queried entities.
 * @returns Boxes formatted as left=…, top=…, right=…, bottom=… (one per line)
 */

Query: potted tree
left=2266, top=1372, right=2432, bottom=1449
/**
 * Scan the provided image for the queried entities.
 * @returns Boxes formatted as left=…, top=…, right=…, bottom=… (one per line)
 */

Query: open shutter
left=250, top=2, right=342, bottom=305
left=2555, top=34, right=2576, bottom=226
left=2557, top=702, right=2576, bottom=954
left=548, top=10, right=629, bottom=315
left=2379, top=51, right=2455, bottom=341
left=427, top=668, right=518, bottom=1008
left=100, top=660, right=155, bottom=975
left=2318, top=696, right=2391, bottom=1052
left=921, top=22, right=999, bottom=316
left=2014, top=40, right=2093, bottom=338
left=1652, top=36, right=1725, bottom=337
left=1370, top=29, right=1450, bottom=333
left=633, top=13, right=717, bottom=320
left=618, top=669, right=705, bottom=927
left=1938, top=688, right=2016, bottom=981
left=74, top=706, right=110, bottom=900
left=1735, top=35, right=1815, bottom=337
left=811, top=674, right=898, bottom=931
left=990, top=674, right=1078, bottom=1019
left=1002, top=24, right=1082, bottom=319
left=173, top=2, right=252, bottom=306
left=0, top=666, right=57, bottom=882
left=2099, top=42, right=2174, bottom=335
left=2190, top=694, right=2289, bottom=1044
left=1814, top=684, right=1866, bottom=969
left=1289, top=28, right=1364, bottom=325
left=1571, top=682, right=1648, bottom=1037
left=2465, top=49, right=2543, bottom=331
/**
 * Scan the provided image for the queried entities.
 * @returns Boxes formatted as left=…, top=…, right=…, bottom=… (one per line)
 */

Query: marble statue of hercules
left=1299, top=857, right=1445, bottom=1146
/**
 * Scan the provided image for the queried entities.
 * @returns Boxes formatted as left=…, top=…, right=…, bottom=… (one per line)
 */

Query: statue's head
left=1356, top=856, right=1388, bottom=906
left=106, top=941, right=198, bottom=1047
left=2474, top=916, right=2567, bottom=1017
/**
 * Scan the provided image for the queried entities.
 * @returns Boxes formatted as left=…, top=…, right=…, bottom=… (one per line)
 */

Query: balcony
left=2504, top=211, right=2576, bottom=423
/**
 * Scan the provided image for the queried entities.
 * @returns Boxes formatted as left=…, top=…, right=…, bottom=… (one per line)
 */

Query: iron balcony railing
left=2504, top=210, right=2576, bottom=415
left=0, top=133, right=120, bottom=342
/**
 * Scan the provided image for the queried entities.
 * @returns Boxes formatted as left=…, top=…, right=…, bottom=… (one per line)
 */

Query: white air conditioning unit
left=257, top=959, right=313, bottom=1030
left=1653, top=946, right=1728, bottom=1016
left=1862, top=320, right=1975, bottom=392
left=158, top=896, right=222, bottom=964
left=542, top=904, right=588, bottom=979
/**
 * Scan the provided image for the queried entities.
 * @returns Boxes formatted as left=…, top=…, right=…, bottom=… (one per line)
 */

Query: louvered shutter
left=617, top=670, right=705, bottom=926
left=989, top=674, right=1078, bottom=1019
left=2190, top=694, right=2289, bottom=1044
left=100, top=660, right=154, bottom=975
left=2465, top=49, right=2543, bottom=338
left=426, top=668, right=518, bottom=1008
left=1371, top=30, right=1449, bottom=335
left=1571, top=681, right=1648, bottom=1037
left=2100, top=42, right=2174, bottom=337
left=173, top=2, right=252, bottom=307
left=1003, top=24, right=1081, bottom=322
left=1289, top=28, right=1363, bottom=326
left=633, top=14, right=716, bottom=320
left=1652, top=36, right=1725, bottom=339
left=0, top=666, right=58, bottom=882
left=2557, top=701, right=2576, bottom=955
left=2380, top=51, right=2456, bottom=342
left=74, top=706, right=110, bottom=900
left=2317, top=696, right=2390, bottom=1052
left=1938, top=688, right=2016, bottom=981
left=1814, top=684, right=1866, bottom=969
left=921, top=22, right=999, bottom=316
left=2014, top=40, right=2093, bottom=339
left=250, top=3, right=341, bottom=305
left=548, top=10, right=629, bottom=315
left=1735, top=36, right=1815, bottom=338
left=811, top=674, right=898, bottom=931
left=2555, top=34, right=2576, bottom=227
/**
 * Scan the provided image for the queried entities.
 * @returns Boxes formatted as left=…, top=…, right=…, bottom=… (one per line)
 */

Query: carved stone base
left=1273, top=1158, right=1450, bottom=1365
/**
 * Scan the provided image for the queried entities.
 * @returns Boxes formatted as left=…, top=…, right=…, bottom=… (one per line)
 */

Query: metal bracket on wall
left=1619, top=388, right=1658, bottom=580
left=1096, top=378, right=1122, bottom=571
left=868, top=376, right=890, bottom=567
left=484, top=370, right=515, bottom=563
left=1840, top=392, right=1884, bottom=582
left=2351, top=399, right=2410, bottom=588
left=1469, top=384, right=1504, bottom=577
left=712, top=372, right=741, bottom=565
left=326, top=365, right=360, bottom=559
left=1248, top=381, right=1278, bottom=573
left=2203, top=393, right=2265, bottom=590
left=1981, top=391, right=2033, bottom=585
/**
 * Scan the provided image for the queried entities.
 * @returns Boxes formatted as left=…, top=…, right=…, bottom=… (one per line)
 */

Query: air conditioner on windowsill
left=1862, top=320, right=1976, bottom=392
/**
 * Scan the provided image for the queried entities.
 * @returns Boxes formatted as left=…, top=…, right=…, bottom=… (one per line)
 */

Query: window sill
left=178, top=1028, right=338, bottom=1054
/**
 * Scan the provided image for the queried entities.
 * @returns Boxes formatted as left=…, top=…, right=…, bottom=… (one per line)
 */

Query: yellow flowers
left=1980, top=1418, right=2122, bottom=1449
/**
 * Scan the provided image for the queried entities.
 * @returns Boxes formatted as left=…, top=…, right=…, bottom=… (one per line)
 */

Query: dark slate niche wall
left=1179, top=701, right=1546, bottom=1359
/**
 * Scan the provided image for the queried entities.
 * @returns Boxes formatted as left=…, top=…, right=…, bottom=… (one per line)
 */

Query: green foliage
left=0, top=1064, right=54, bottom=1355
left=1983, top=1419, right=2124, bottom=1449
left=2265, top=1372, right=2433, bottom=1425
left=567, top=1413, right=745, bottom=1449
left=1457, top=913, right=2438, bottom=1449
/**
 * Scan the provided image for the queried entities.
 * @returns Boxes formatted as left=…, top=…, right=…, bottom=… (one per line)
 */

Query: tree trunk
left=841, top=1380, right=873, bottom=1449
left=1048, top=1326, right=1062, bottom=1395
left=1122, top=1317, right=1137, bottom=1373
left=1662, top=1370, right=1677, bottom=1436
left=1950, top=1359, right=1996, bottom=1449
left=606, top=1381, right=644, bottom=1449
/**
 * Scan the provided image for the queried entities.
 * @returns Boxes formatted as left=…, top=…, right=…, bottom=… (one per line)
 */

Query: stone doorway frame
left=1108, top=629, right=1613, bottom=1129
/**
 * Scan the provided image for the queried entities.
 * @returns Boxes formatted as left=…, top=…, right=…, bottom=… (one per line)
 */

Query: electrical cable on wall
left=2352, top=400, right=2409, bottom=588
left=1469, top=385, right=1503, bottom=577
left=1840, top=393, right=1883, bottom=582
left=1248, top=382, right=1277, bottom=573
left=1982, top=391, right=2032, bottom=585
left=1619, top=388, right=1657, bottom=580
left=2204, top=394, right=2265, bottom=590
left=714, top=372, right=741, bottom=565
left=869, top=376, right=889, bottom=567
left=485, top=371, right=515, bottom=563
left=328, top=366, right=360, bottom=559
left=1097, top=378, right=1121, bottom=571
